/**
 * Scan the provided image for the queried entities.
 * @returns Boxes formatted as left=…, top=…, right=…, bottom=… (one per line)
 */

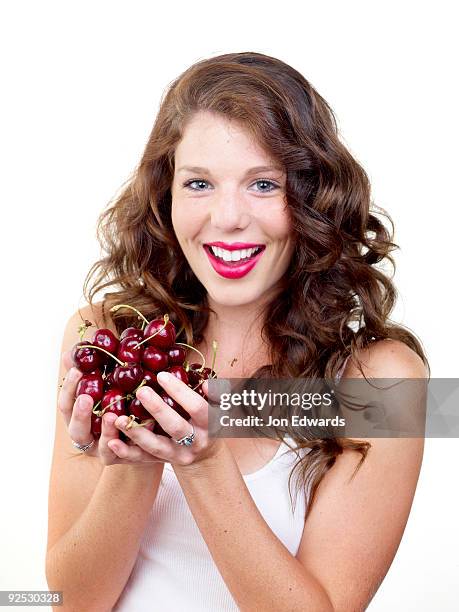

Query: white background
left=1, top=1, right=458, bottom=610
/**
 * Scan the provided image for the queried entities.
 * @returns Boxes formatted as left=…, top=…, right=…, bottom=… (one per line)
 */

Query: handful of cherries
left=70, top=304, right=217, bottom=440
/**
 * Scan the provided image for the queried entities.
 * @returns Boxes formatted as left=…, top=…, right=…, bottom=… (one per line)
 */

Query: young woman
left=46, top=51, right=429, bottom=611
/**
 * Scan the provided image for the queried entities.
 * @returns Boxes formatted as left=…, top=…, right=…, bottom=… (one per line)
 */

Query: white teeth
left=208, top=245, right=262, bottom=262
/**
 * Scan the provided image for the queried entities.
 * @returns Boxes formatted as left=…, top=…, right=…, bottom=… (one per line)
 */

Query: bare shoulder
left=295, top=339, right=427, bottom=611
left=59, top=301, right=118, bottom=355
left=69, top=300, right=117, bottom=336
left=343, top=338, right=429, bottom=379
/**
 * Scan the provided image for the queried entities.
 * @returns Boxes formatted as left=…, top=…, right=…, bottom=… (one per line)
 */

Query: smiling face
left=170, top=111, right=295, bottom=309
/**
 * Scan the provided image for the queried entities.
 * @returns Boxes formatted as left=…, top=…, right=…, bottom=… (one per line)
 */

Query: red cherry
left=160, top=392, right=191, bottom=420
left=91, top=329, right=119, bottom=363
left=143, top=318, right=176, bottom=350
left=91, top=412, right=102, bottom=438
left=167, top=344, right=186, bottom=365
left=188, top=363, right=216, bottom=384
left=201, top=367, right=216, bottom=379
left=197, top=367, right=216, bottom=396
left=103, top=359, right=117, bottom=374
left=101, top=389, right=127, bottom=417
left=187, top=363, right=203, bottom=386
left=71, top=306, right=217, bottom=441
left=186, top=363, right=216, bottom=396
left=120, top=327, right=144, bottom=342
left=103, top=370, right=116, bottom=390
left=76, top=372, right=104, bottom=403
left=167, top=365, right=189, bottom=385
left=72, top=342, right=103, bottom=373
left=142, top=346, right=169, bottom=372
left=128, top=397, right=152, bottom=421
left=141, top=370, right=161, bottom=391
left=113, top=363, right=144, bottom=393
left=193, top=365, right=216, bottom=380
left=117, top=337, right=143, bottom=364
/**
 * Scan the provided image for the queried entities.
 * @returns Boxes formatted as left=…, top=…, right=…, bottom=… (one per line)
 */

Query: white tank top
left=113, top=439, right=311, bottom=611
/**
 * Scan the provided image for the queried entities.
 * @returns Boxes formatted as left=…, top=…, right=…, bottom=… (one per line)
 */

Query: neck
left=201, top=296, right=271, bottom=374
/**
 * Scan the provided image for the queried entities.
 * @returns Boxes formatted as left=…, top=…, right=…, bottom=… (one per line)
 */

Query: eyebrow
left=177, top=165, right=284, bottom=175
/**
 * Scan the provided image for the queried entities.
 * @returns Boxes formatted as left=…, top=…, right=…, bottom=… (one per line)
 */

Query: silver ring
left=72, top=439, right=95, bottom=452
left=174, top=423, right=196, bottom=447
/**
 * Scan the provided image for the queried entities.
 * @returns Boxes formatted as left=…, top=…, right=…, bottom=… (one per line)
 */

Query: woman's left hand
left=109, top=370, right=224, bottom=467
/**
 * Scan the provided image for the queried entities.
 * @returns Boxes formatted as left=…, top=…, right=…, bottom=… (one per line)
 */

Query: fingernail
left=137, top=386, right=152, bottom=400
left=157, top=371, right=171, bottom=383
left=116, top=416, right=128, bottom=429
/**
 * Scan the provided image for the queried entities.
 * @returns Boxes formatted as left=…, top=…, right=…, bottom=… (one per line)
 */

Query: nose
left=210, top=187, right=251, bottom=232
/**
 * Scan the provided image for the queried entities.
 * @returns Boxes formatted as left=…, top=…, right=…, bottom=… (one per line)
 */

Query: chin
left=206, top=283, right=270, bottom=309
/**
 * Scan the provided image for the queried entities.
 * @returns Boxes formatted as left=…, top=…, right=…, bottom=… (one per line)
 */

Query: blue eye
left=253, top=179, right=278, bottom=193
left=183, top=179, right=209, bottom=191
left=182, top=178, right=280, bottom=193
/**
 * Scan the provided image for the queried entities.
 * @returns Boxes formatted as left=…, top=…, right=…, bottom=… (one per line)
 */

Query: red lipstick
left=205, top=241, right=264, bottom=251
left=203, top=244, right=265, bottom=279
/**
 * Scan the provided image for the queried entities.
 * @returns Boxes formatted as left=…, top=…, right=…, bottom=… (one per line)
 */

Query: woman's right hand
left=57, top=350, right=165, bottom=466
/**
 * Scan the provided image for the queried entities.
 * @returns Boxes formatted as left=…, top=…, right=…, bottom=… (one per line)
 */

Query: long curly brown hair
left=83, top=51, right=429, bottom=515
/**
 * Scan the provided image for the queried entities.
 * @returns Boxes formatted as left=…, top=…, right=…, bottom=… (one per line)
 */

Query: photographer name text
left=219, top=414, right=345, bottom=427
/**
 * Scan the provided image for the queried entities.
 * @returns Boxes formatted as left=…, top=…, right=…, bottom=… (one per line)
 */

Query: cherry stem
left=134, top=314, right=170, bottom=349
left=94, top=395, right=124, bottom=417
left=110, top=304, right=150, bottom=325
left=78, top=344, right=125, bottom=366
left=210, top=340, right=218, bottom=373
left=191, top=379, right=204, bottom=392
left=125, top=378, right=147, bottom=400
left=78, top=319, right=93, bottom=341
left=125, top=414, right=137, bottom=429
left=126, top=416, right=155, bottom=430
left=191, top=369, right=218, bottom=394
left=175, top=342, right=205, bottom=371
left=92, top=399, right=102, bottom=412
